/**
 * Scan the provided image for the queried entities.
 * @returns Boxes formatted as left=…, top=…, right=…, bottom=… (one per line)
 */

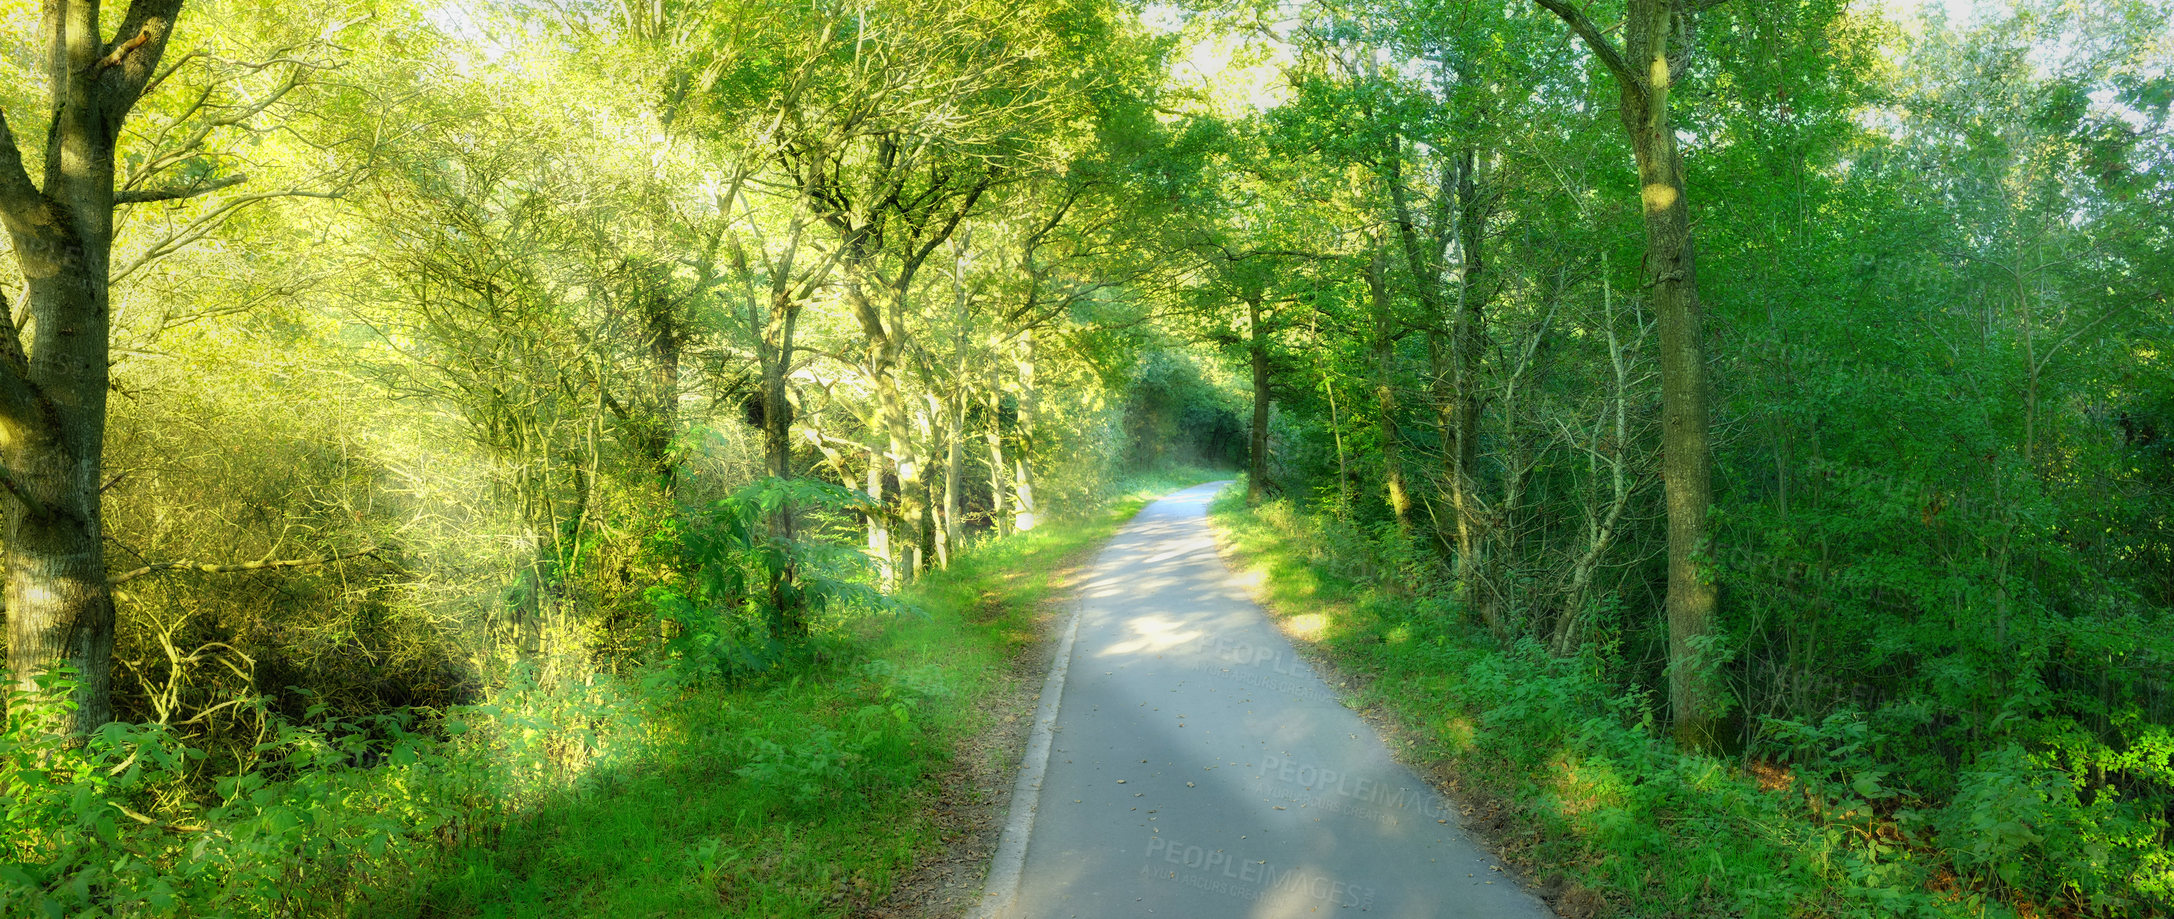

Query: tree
left=0, top=0, right=194, bottom=737
left=1534, top=0, right=1724, bottom=750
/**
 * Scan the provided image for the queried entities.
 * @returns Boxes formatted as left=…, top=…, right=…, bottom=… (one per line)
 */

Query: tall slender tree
left=1534, top=0, right=1723, bottom=749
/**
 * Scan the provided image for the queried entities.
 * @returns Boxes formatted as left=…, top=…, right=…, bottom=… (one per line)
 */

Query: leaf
left=1851, top=770, right=1893, bottom=800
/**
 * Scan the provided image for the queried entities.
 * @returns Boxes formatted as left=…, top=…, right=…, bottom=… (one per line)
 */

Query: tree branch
left=95, top=27, right=152, bottom=72
left=115, top=172, right=246, bottom=204
left=1532, top=0, right=1636, bottom=86
left=0, top=462, right=53, bottom=520
left=101, top=0, right=190, bottom=120
left=111, top=547, right=379, bottom=586
left=0, top=107, right=43, bottom=221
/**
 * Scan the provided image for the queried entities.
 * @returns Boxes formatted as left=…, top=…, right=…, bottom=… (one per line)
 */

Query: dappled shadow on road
left=1004, top=482, right=1546, bottom=919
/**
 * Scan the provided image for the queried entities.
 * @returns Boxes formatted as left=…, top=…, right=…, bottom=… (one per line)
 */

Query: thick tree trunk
left=0, top=0, right=189, bottom=737
left=3, top=207, right=117, bottom=734
left=5, top=417, right=115, bottom=736
left=1246, top=295, right=1271, bottom=504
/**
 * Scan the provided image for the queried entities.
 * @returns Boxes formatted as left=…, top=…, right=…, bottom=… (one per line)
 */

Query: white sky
left=1148, top=1, right=2012, bottom=115
left=1884, top=0, right=1984, bottom=21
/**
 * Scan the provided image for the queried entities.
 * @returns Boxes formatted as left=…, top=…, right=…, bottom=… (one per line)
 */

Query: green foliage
left=0, top=471, right=1205, bottom=917
left=1122, top=346, right=1248, bottom=469
left=1215, top=488, right=2174, bottom=917
left=649, top=477, right=904, bottom=682
left=1, top=670, right=482, bottom=918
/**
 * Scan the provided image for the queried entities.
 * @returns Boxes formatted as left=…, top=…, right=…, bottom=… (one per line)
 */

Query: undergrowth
left=1209, top=485, right=2171, bottom=919
left=0, top=467, right=1225, bottom=918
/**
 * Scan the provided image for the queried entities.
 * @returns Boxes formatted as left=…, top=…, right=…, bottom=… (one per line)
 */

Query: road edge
left=970, top=584, right=1086, bottom=919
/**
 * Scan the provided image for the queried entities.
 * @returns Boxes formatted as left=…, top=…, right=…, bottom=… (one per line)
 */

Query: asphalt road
left=984, top=482, right=1557, bottom=919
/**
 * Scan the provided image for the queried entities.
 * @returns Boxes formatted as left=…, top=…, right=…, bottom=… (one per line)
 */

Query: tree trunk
left=914, top=395, right=947, bottom=570
left=871, top=349, right=924, bottom=576
left=640, top=282, right=682, bottom=493
left=1624, top=59, right=1719, bottom=754
left=941, top=393, right=964, bottom=566
left=985, top=375, right=1007, bottom=536
left=1246, top=295, right=1271, bottom=504
left=5, top=429, right=115, bottom=736
left=1, top=0, right=189, bottom=738
left=3, top=234, right=118, bottom=734
left=1429, top=329, right=1489, bottom=630
left=759, top=289, right=799, bottom=482
left=865, top=450, right=893, bottom=588
left=1537, top=0, right=1723, bottom=749
left=1383, top=132, right=1490, bottom=618
left=1446, top=147, right=1493, bottom=630
left=1366, top=238, right=1412, bottom=530
left=1012, top=330, right=1039, bottom=532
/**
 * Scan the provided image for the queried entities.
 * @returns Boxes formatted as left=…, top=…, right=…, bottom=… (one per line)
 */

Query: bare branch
left=113, top=180, right=349, bottom=284
left=111, top=547, right=379, bottom=586
left=115, top=172, right=246, bottom=204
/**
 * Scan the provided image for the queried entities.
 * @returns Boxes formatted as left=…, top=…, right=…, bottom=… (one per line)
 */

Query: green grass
left=1207, top=486, right=2054, bottom=919
left=384, top=467, right=1229, bottom=918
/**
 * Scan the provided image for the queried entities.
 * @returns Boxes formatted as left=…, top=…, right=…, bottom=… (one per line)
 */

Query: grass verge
left=392, top=467, right=1228, bottom=918
left=1208, top=486, right=2070, bottom=919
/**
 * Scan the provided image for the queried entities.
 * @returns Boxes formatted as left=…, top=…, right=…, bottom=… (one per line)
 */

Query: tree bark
left=985, top=371, right=1007, bottom=536
left=865, top=448, right=892, bottom=588
left=940, top=392, right=964, bottom=566
left=0, top=0, right=189, bottom=738
left=1536, top=0, right=1722, bottom=750
left=639, top=285, right=682, bottom=492
left=1246, top=294, right=1271, bottom=504
left=757, top=247, right=804, bottom=483
left=1012, top=330, right=1039, bottom=532
left=874, top=349, right=922, bottom=574
left=1446, top=147, right=1493, bottom=629
left=1384, top=132, right=1492, bottom=619
left=1366, top=238, right=1413, bottom=530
